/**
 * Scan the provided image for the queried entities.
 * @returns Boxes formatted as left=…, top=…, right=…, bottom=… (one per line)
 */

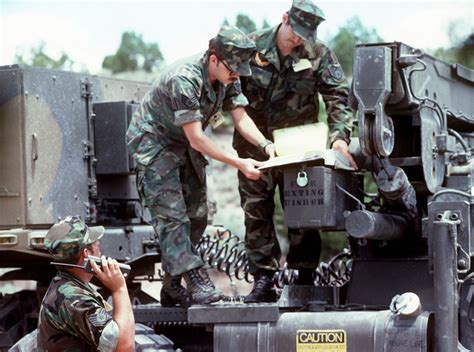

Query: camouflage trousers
left=137, top=152, right=207, bottom=276
left=238, top=157, right=321, bottom=274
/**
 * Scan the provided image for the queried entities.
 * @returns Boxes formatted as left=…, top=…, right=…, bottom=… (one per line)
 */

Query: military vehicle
left=1, top=40, right=473, bottom=351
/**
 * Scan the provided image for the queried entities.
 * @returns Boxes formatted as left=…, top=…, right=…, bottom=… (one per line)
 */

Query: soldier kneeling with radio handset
left=37, top=216, right=135, bottom=352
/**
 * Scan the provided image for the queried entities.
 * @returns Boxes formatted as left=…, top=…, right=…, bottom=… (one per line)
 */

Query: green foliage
left=262, top=19, right=271, bottom=29
left=432, top=29, right=474, bottom=69
left=235, top=14, right=257, bottom=34
left=14, top=41, right=74, bottom=70
left=327, top=16, right=383, bottom=76
left=320, top=232, right=349, bottom=262
left=225, top=13, right=270, bottom=35
left=102, top=31, right=164, bottom=74
left=456, top=33, right=474, bottom=69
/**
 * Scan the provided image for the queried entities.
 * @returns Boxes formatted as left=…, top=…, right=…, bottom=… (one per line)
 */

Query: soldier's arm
left=91, top=257, right=135, bottom=352
left=318, top=48, right=353, bottom=146
left=230, top=107, right=276, bottom=158
left=182, top=120, right=262, bottom=180
left=317, top=47, right=356, bottom=168
left=61, top=286, right=124, bottom=351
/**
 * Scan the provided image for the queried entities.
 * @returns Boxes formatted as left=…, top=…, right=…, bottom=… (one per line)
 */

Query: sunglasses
left=221, top=60, right=237, bottom=75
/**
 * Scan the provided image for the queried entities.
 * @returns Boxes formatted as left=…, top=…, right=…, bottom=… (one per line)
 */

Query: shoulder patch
left=88, top=307, right=110, bottom=327
left=233, top=79, right=242, bottom=91
left=182, top=95, right=200, bottom=109
left=328, top=64, right=345, bottom=81
left=255, top=52, right=270, bottom=67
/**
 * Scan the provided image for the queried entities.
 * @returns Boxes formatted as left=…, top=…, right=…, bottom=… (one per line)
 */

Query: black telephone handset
left=84, top=256, right=131, bottom=277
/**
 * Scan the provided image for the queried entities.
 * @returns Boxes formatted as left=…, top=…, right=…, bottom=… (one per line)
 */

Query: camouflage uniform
left=37, top=271, right=117, bottom=352
left=37, top=216, right=119, bottom=351
left=233, top=0, right=354, bottom=274
left=126, top=27, right=255, bottom=276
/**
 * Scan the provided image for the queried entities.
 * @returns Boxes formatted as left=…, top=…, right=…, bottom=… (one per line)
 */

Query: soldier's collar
left=289, top=45, right=305, bottom=62
left=201, top=53, right=220, bottom=102
left=257, top=26, right=281, bottom=71
left=57, top=268, right=91, bottom=289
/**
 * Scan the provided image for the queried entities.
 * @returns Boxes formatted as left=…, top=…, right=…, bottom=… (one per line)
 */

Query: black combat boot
left=243, top=270, right=277, bottom=303
left=183, top=268, right=224, bottom=304
left=295, top=268, right=315, bottom=285
left=199, top=268, right=216, bottom=289
left=160, top=273, right=189, bottom=307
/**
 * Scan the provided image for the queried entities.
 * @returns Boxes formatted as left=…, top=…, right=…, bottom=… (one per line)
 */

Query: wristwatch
left=258, top=139, right=274, bottom=154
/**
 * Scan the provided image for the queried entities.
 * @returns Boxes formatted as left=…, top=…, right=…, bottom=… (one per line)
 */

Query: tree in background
left=326, top=16, right=383, bottom=77
left=223, top=14, right=270, bottom=35
left=457, top=33, right=474, bottom=69
left=262, top=19, right=271, bottom=30
left=102, top=31, right=164, bottom=74
left=235, top=14, right=257, bottom=34
left=433, top=22, right=474, bottom=69
left=14, top=42, right=74, bottom=70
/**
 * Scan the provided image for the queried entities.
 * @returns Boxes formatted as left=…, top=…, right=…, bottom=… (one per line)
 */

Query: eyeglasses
left=220, top=60, right=236, bottom=75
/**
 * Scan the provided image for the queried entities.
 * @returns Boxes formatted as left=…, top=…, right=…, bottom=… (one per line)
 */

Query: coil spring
left=196, top=228, right=253, bottom=283
left=196, top=229, right=352, bottom=288
left=315, top=248, right=352, bottom=287
left=274, top=249, right=352, bottom=288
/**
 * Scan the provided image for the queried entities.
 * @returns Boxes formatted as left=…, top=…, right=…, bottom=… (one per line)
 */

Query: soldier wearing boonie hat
left=38, top=216, right=135, bottom=351
left=126, top=25, right=273, bottom=306
left=233, top=0, right=358, bottom=304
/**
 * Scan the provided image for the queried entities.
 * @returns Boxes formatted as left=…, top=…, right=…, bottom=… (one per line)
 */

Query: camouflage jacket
left=233, top=25, right=353, bottom=154
left=126, top=53, right=248, bottom=178
left=37, top=270, right=118, bottom=351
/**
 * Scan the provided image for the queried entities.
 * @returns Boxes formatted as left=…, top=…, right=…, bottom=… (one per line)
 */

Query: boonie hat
left=45, top=215, right=104, bottom=261
left=214, top=25, right=256, bottom=76
left=288, top=0, right=326, bottom=42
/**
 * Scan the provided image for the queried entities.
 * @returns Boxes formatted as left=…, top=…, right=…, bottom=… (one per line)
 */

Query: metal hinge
left=82, top=140, right=94, bottom=159
left=88, top=178, right=97, bottom=198
left=84, top=202, right=97, bottom=223
left=80, top=78, right=94, bottom=99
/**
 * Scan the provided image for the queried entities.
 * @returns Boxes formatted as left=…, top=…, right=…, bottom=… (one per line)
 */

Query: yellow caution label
left=296, top=330, right=347, bottom=352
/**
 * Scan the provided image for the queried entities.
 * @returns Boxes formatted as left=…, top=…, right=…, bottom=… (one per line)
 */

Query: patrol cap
left=213, top=25, right=256, bottom=76
left=288, top=0, right=326, bottom=43
left=45, top=215, right=104, bottom=261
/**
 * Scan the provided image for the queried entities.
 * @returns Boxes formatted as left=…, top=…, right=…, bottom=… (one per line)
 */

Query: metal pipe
left=433, top=211, right=460, bottom=352
left=345, top=210, right=407, bottom=240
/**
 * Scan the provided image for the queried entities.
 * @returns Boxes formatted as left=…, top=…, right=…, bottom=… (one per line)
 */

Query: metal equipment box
left=94, top=101, right=138, bottom=175
left=283, top=166, right=359, bottom=230
left=0, top=65, right=148, bottom=228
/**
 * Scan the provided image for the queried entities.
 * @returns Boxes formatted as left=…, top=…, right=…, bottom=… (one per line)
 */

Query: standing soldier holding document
left=127, top=26, right=275, bottom=306
left=234, top=0, right=357, bottom=303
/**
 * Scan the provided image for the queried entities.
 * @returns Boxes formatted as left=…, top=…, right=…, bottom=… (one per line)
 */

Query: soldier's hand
left=264, top=143, right=276, bottom=159
left=90, top=256, right=127, bottom=293
left=332, top=140, right=358, bottom=170
left=238, top=158, right=262, bottom=180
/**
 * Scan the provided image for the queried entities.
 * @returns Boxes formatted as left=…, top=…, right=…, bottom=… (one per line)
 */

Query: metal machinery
left=1, top=40, right=473, bottom=351
left=0, top=65, right=166, bottom=349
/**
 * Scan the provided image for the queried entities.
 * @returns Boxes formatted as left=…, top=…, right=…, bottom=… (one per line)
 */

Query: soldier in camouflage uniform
left=234, top=0, right=357, bottom=303
left=126, top=26, right=274, bottom=306
left=37, top=216, right=135, bottom=351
